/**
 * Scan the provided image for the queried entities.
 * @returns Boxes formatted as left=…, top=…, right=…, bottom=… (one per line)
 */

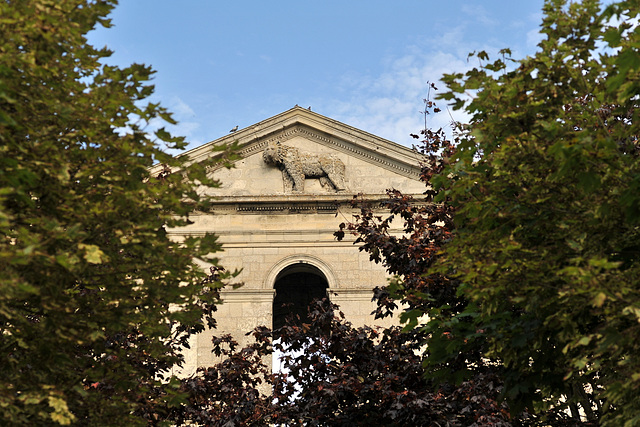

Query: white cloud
left=170, top=96, right=196, bottom=117
left=156, top=97, right=204, bottom=149
left=314, top=6, right=548, bottom=148
left=323, top=48, right=473, bottom=147
left=526, top=27, right=544, bottom=50
left=461, top=4, right=498, bottom=28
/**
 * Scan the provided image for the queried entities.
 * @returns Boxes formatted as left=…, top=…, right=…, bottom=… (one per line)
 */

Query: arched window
left=272, top=263, right=329, bottom=332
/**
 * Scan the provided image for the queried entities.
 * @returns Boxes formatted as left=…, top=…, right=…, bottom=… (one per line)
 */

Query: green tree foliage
left=0, top=1, right=231, bottom=424
left=431, top=0, right=640, bottom=424
left=331, top=94, right=545, bottom=425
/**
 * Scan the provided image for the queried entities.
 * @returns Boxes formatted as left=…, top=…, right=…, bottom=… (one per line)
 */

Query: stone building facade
left=165, top=106, right=426, bottom=375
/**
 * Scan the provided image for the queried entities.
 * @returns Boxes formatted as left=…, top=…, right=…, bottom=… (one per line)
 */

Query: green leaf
left=592, top=292, right=607, bottom=308
left=47, top=396, right=76, bottom=425
left=78, top=243, right=106, bottom=264
left=622, top=306, right=640, bottom=322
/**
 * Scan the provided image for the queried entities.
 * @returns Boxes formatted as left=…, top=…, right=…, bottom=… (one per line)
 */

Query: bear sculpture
left=262, top=141, right=346, bottom=193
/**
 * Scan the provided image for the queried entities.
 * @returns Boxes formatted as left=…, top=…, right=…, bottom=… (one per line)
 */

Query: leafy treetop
left=0, top=1, right=234, bottom=424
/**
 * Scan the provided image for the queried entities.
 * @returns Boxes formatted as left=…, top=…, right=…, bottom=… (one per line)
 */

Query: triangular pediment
left=167, top=106, right=426, bottom=201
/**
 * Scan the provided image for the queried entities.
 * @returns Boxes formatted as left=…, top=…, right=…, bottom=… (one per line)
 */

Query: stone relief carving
left=262, top=141, right=346, bottom=193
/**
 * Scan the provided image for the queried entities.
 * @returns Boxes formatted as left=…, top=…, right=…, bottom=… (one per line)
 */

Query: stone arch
left=264, top=254, right=338, bottom=290
left=267, top=255, right=337, bottom=332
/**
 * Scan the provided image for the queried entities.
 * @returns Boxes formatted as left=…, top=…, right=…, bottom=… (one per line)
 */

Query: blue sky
left=88, top=1, right=545, bottom=149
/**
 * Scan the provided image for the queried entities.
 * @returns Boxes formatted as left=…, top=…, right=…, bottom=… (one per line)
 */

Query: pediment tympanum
left=176, top=106, right=426, bottom=199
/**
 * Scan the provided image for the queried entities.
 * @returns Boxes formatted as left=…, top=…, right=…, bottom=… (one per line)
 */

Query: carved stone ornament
left=262, top=141, right=346, bottom=193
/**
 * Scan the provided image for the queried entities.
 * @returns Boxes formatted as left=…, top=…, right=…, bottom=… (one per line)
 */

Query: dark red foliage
left=161, top=299, right=515, bottom=426
left=164, top=329, right=275, bottom=426
left=334, top=89, right=459, bottom=319
left=269, top=299, right=514, bottom=427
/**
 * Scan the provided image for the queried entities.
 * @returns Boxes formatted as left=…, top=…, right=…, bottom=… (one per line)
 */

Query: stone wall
left=172, top=202, right=400, bottom=376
